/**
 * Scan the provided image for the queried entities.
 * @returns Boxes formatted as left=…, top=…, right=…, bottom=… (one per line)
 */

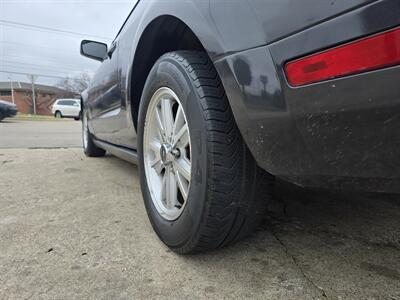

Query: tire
left=138, top=51, right=274, bottom=254
left=82, top=110, right=106, bottom=157
left=74, top=116, right=80, bottom=121
left=55, top=111, right=62, bottom=118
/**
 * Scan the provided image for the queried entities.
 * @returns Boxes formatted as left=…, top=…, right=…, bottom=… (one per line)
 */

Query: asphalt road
left=0, top=121, right=399, bottom=299
left=0, top=119, right=82, bottom=149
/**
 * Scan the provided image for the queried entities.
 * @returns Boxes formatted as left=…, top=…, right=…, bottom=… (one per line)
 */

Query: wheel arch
left=129, top=15, right=209, bottom=129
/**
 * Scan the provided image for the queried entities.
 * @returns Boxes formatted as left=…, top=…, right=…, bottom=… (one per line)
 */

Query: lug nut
left=172, top=149, right=180, bottom=158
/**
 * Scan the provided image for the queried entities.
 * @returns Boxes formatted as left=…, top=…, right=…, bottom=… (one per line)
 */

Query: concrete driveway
left=0, top=121, right=399, bottom=299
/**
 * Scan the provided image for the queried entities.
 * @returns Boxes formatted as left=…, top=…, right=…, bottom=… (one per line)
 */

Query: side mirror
left=80, top=40, right=108, bottom=62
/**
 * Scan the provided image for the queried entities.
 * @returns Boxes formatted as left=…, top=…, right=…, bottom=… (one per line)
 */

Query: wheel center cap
left=160, top=144, right=174, bottom=165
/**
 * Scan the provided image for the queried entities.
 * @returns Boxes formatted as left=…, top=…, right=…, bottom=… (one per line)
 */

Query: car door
left=71, top=100, right=80, bottom=116
left=66, top=100, right=75, bottom=116
left=60, top=100, right=72, bottom=116
left=54, top=100, right=62, bottom=114
left=87, top=40, right=125, bottom=144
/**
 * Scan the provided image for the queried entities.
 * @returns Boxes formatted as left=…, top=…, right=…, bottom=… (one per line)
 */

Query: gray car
left=79, top=0, right=400, bottom=253
left=0, top=100, right=17, bottom=122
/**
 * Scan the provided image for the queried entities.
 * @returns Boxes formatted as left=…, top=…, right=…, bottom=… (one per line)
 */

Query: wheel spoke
left=161, top=98, right=174, bottom=138
left=161, top=171, right=167, bottom=203
left=151, top=157, right=163, bottom=175
left=174, top=158, right=191, bottom=181
left=173, top=106, right=184, bottom=133
left=149, top=138, right=162, bottom=174
left=176, top=171, right=189, bottom=200
left=180, top=129, right=189, bottom=148
left=149, top=138, right=161, bottom=153
left=155, top=106, right=165, bottom=142
left=173, top=123, right=188, bottom=148
left=165, top=166, right=178, bottom=209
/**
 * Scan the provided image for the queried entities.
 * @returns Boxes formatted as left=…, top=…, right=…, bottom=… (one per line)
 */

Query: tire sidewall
left=138, top=55, right=209, bottom=249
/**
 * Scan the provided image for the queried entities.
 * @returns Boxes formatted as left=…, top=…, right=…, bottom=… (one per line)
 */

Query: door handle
left=107, top=42, right=117, bottom=59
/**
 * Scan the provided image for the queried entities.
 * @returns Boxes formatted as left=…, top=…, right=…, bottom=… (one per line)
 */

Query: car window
left=57, top=100, right=79, bottom=106
left=68, top=100, right=79, bottom=106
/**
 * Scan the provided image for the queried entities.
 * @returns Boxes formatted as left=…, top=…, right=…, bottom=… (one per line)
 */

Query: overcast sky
left=0, top=0, right=136, bottom=86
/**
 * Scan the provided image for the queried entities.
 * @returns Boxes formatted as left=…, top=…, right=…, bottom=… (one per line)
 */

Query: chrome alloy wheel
left=143, top=87, right=192, bottom=221
left=82, top=112, right=88, bottom=150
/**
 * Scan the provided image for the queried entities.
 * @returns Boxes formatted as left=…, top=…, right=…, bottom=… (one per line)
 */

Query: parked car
left=80, top=0, right=400, bottom=253
left=0, top=100, right=17, bottom=122
left=52, top=99, right=81, bottom=120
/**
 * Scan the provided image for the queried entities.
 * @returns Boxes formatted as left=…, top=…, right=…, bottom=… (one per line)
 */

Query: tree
left=56, top=72, right=92, bottom=96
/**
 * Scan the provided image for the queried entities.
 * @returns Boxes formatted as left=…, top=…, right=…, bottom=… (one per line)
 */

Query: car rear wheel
left=55, top=111, right=62, bottom=118
left=82, top=110, right=106, bottom=157
left=138, top=51, right=274, bottom=254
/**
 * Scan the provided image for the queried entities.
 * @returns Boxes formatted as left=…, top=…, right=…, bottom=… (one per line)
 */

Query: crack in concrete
left=269, top=227, right=329, bottom=299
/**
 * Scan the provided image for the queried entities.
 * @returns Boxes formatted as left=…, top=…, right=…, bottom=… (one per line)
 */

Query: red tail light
left=285, top=27, right=400, bottom=87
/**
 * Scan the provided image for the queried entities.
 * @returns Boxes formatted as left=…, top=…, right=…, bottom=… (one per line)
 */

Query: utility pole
left=27, top=75, right=38, bottom=115
left=11, top=81, right=15, bottom=104
left=8, top=76, right=15, bottom=104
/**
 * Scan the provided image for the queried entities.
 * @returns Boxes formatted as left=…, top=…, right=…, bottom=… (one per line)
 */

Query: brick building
left=0, top=82, right=76, bottom=116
